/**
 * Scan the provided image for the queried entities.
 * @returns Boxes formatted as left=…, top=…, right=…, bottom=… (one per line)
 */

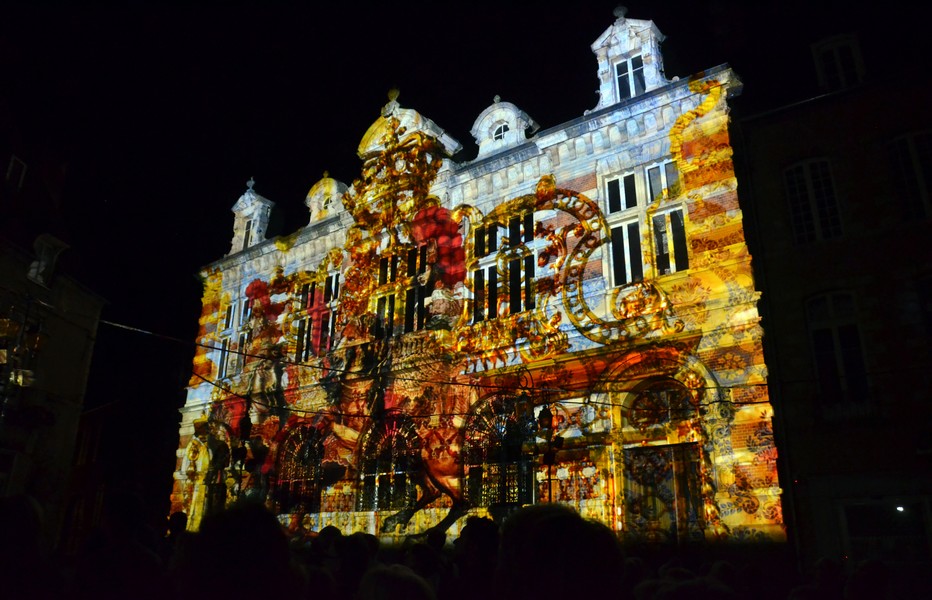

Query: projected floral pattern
left=172, top=72, right=782, bottom=546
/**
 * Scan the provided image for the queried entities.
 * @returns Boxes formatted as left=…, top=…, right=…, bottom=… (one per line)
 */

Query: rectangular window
left=807, top=293, right=870, bottom=410
left=217, top=338, right=230, bottom=379
left=243, top=219, right=252, bottom=249
left=652, top=209, right=689, bottom=276
left=610, top=222, right=643, bottom=286
left=889, top=132, right=932, bottom=218
left=223, top=304, right=234, bottom=330
left=5, top=155, right=27, bottom=191
left=647, top=161, right=681, bottom=202
left=505, top=213, right=536, bottom=314
left=377, top=255, right=398, bottom=338
left=616, top=55, right=645, bottom=100
left=241, top=298, right=252, bottom=327
left=474, top=212, right=533, bottom=321
left=473, top=265, right=498, bottom=322
left=785, top=160, right=842, bottom=243
left=607, top=173, right=638, bottom=214
left=813, top=34, right=863, bottom=91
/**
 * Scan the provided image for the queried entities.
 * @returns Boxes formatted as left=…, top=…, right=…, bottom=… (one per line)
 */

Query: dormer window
left=493, top=123, right=509, bottom=141
left=243, top=219, right=253, bottom=249
left=616, top=55, right=645, bottom=100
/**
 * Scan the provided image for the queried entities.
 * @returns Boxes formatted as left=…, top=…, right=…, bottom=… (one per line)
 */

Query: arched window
left=357, top=414, right=421, bottom=511
left=463, top=396, right=536, bottom=507
left=623, top=378, right=699, bottom=433
left=275, top=426, right=324, bottom=514
left=493, top=123, right=509, bottom=141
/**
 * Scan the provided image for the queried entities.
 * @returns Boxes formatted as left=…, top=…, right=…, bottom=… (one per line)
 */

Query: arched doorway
left=275, top=426, right=325, bottom=514
left=463, top=395, right=537, bottom=511
left=356, top=413, right=422, bottom=511
left=621, top=377, right=705, bottom=544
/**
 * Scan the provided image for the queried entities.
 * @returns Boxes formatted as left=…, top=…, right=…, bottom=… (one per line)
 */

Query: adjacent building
left=735, top=33, right=932, bottom=568
left=172, top=9, right=784, bottom=545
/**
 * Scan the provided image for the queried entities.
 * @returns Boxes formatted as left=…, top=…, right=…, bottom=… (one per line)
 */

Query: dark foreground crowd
left=0, top=492, right=916, bottom=600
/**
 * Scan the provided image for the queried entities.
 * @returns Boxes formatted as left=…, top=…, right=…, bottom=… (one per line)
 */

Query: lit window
left=784, top=159, right=842, bottom=243
left=615, top=55, right=646, bottom=101
left=217, top=338, right=230, bottom=379
left=652, top=209, right=689, bottom=276
left=493, top=123, right=509, bottom=141
left=242, top=219, right=253, bottom=249
left=610, top=221, right=643, bottom=285
left=606, top=173, right=638, bottom=214
left=806, top=292, right=869, bottom=408
left=472, top=209, right=534, bottom=323
left=605, top=161, right=687, bottom=284
left=222, top=304, right=235, bottom=330
left=889, top=131, right=932, bottom=218
left=646, top=161, right=681, bottom=202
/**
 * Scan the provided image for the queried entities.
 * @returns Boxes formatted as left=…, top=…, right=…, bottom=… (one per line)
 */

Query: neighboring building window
left=357, top=414, right=420, bottom=511
left=275, top=426, right=324, bottom=514
left=493, top=123, right=509, bottom=141
left=652, top=209, right=689, bottom=275
left=606, top=173, right=638, bottom=214
left=806, top=292, right=869, bottom=408
left=919, top=277, right=932, bottom=341
left=463, top=396, right=536, bottom=507
left=889, top=131, right=932, bottom=218
left=784, top=159, right=842, bottom=243
left=812, top=34, right=863, bottom=91
left=5, top=155, right=27, bottom=191
left=616, top=55, right=645, bottom=100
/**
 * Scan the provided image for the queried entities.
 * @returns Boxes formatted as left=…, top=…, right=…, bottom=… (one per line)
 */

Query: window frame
left=615, top=54, right=646, bottom=101
left=784, top=158, right=842, bottom=244
left=889, top=131, right=932, bottom=219
left=805, top=292, right=870, bottom=411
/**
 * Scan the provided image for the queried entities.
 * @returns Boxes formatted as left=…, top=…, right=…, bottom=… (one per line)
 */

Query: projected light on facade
left=172, top=10, right=784, bottom=545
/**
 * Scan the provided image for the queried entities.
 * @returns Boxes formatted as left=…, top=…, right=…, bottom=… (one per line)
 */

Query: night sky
left=3, top=1, right=927, bottom=517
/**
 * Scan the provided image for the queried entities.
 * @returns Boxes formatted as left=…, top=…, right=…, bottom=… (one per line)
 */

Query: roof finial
left=613, top=5, right=628, bottom=20
left=323, top=170, right=329, bottom=179
left=382, top=88, right=401, bottom=117
left=247, top=176, right=255, bottom=191
left=493, top=94, right=501, bottom=104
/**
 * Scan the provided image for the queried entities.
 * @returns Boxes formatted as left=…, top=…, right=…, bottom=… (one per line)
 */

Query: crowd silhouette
left=0, top=492, right=921, bottom=599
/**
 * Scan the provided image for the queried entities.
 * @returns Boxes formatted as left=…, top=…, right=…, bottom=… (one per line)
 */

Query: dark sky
left=3, top=0, right=928, bottom=511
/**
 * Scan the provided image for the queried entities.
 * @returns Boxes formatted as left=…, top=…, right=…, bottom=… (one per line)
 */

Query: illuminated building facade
left=172, top=9, right=784, bottom=544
